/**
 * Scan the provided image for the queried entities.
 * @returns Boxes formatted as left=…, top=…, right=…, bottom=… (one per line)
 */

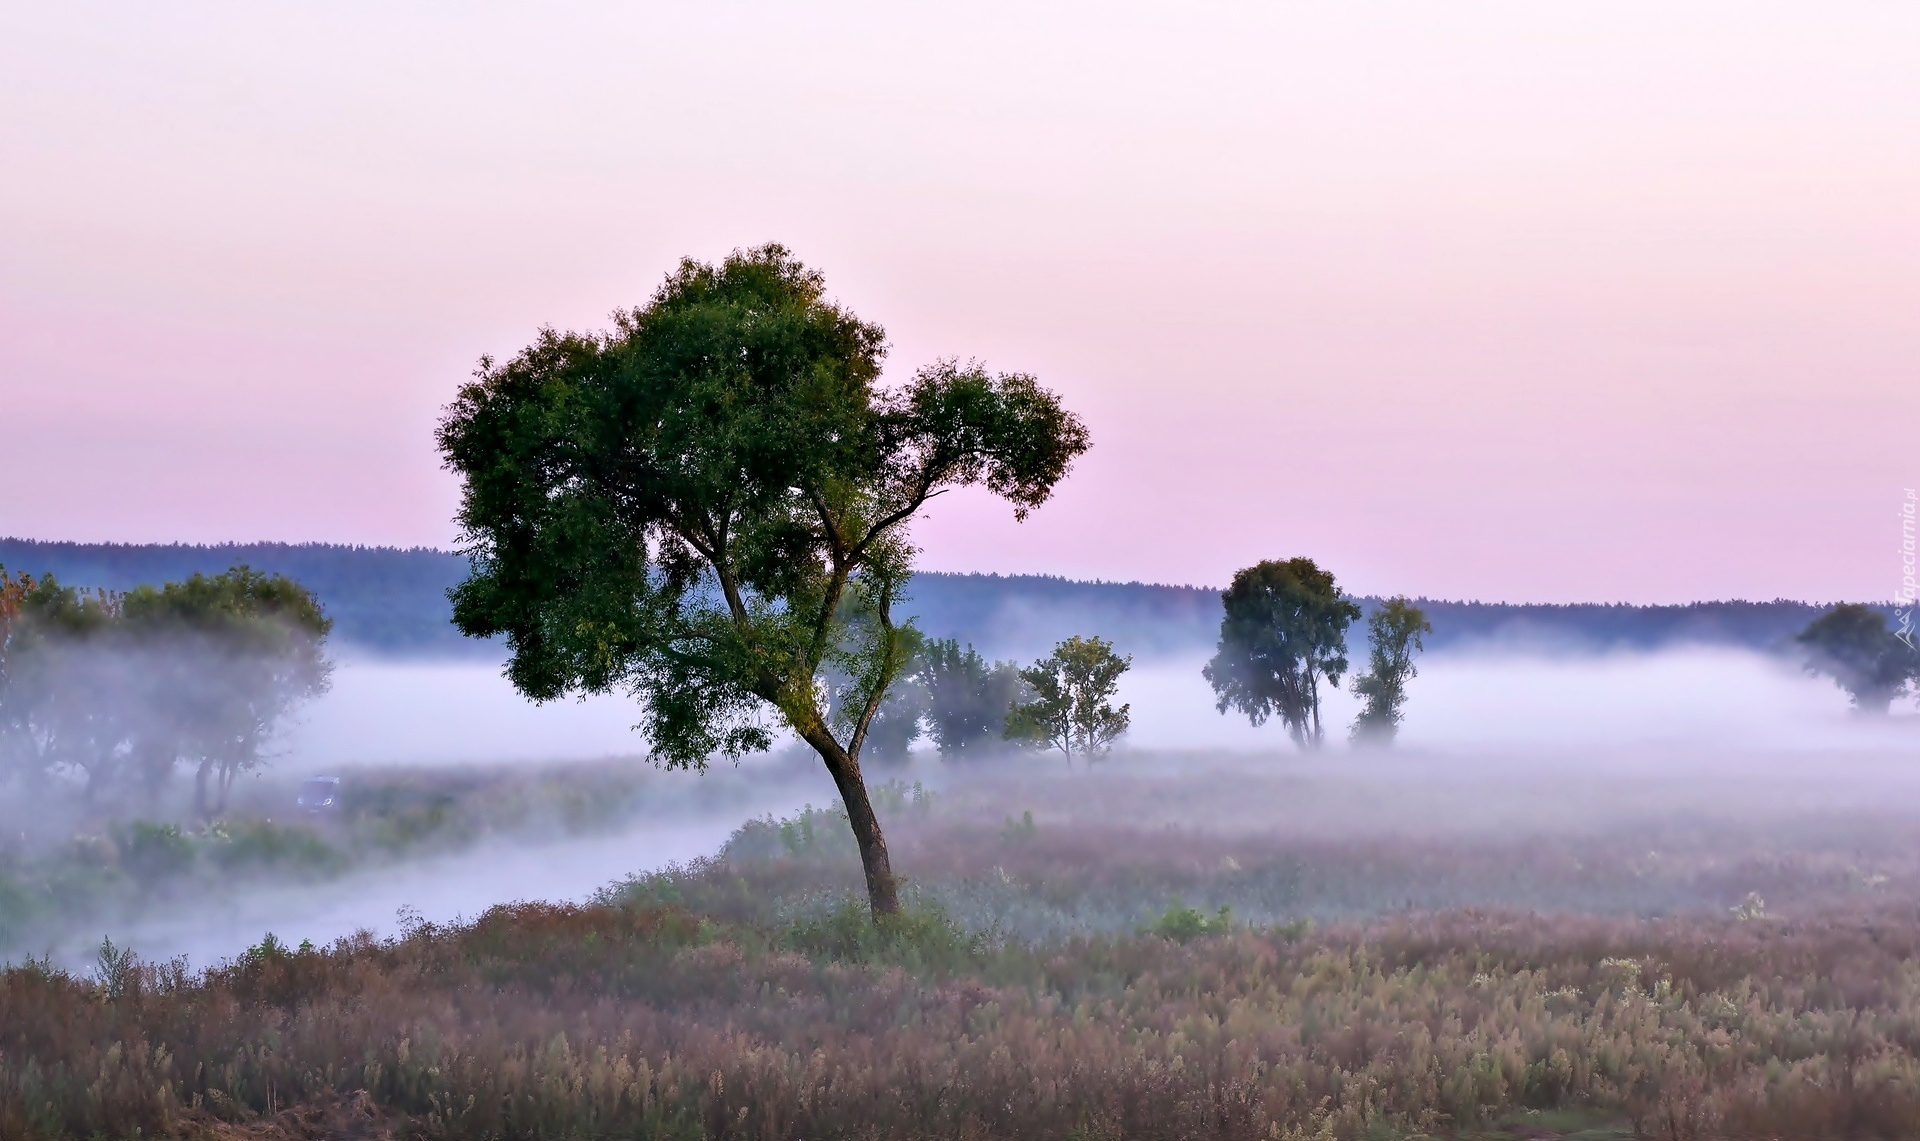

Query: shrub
left=207, top=817, right=343, bottom=875
left=113, top=821, right=195, bottom=887
left=1146, top=900, right=1234, bottom=942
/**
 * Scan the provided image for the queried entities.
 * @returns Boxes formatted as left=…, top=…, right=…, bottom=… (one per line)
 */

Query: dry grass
left=9, top=864, right=1920, bottom=1137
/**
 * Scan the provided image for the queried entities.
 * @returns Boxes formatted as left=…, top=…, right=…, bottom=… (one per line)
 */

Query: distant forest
left=0, top=537, right=1846, bottom=659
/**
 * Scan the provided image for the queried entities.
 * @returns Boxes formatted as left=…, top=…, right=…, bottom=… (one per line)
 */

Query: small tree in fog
left=1797, top=603, right=1918, bottom=716
left=120, top=568, right=332, bottom=815
left=437, top=245, right=1089, bottom=920
left=1349, top=596, right=1431, bottom=746
left=1204, top=558, right=1359, bottom=749
left=1007, top=635, right=1131, bottom=767
left=920, top=638, right=1026, bottom=758
left=0, top=574, right=127, bottom=799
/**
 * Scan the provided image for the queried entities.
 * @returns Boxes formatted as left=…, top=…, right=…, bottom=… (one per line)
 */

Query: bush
left=1146, top=900, right=1234, bottom=943
left=207, top=817, right=342, bottom=875
left=113, top=821, right=195, bottom=887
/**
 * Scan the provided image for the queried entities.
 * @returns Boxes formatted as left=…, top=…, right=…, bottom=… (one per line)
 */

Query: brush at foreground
left=6, top=897, right=1920, bottom=1140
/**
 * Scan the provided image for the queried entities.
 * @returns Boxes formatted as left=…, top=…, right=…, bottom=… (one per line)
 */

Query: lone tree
left=1797, top=603, right=1918, bottom=715
left=438, top=245, right=1089, bottom=919
left=1204, top=557, right=1360, bottom=748
left=1349, top=596, right=1431, bottom=745
left=1007, top=635, right=1131, bottom=766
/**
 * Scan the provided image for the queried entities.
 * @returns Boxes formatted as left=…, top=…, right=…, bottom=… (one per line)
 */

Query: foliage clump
left=1205, top=558, right=1360, bottom=748
left=1797, top=602, right=1919, bottom=714
left=1349, top=596, right=1431, bottom=745
left=1007, top=635, right=1132, bottom=765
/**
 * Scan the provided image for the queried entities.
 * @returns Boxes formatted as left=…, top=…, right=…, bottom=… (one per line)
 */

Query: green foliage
left=1006, top=635, right=1132, bottom=766
left=780, top=896, right=979, bottom=970
left=1146, top=899, right=1234, bottom=943
left=823, top=639, right=928, bottom=765
left=1797, top=603, right=1918, bottom=714
left=1205, top=557, right=1361, bottom=749
left=919, top=638, right=1027, bottom=758
left=1349, top=596, right=1432, bottom=745
left=437, top=244, right=1089, bottom=917
left=0, top=565, right=330, bottom=813
left=92, top=936, right=137, bottom=999
left=208, top=817, right=343, bottom=876
left=113, top=822, right=196, bottom=887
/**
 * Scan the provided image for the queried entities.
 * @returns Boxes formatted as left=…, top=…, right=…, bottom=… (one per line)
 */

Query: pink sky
left=3, top=2, right=1917, bottom=603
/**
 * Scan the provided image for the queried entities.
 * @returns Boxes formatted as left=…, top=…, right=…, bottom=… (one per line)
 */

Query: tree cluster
left=827, top=633, right=1134, bottom=767
left=0, top=565, right=331, bottom=815
left=1205, top=558, right=1430, bottom=748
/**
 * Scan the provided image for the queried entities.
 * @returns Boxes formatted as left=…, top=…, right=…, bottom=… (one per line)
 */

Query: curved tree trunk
left=800, top=727, right=899, bottom=917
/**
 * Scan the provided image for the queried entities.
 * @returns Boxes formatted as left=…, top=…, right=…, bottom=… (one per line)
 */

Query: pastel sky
left=3, top=2, right=1916, bottom=603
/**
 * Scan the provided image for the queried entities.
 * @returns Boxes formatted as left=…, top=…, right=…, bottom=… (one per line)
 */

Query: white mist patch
left=1118, top=646, right=1900, bottom=753
left=275, top=660, right=659, bottom=767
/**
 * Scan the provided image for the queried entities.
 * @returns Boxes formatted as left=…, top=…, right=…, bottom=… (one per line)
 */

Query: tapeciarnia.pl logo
left=1898, top=489, right=1917, bottom=650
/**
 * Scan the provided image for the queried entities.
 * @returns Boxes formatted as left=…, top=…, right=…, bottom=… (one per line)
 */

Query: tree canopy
left=0, top=566, right=330, bottom=811
left=1203, top=557, right=1360, bottom=748
left=919, top=638, right=1026, bottom=759
left=437, top=245, right=1089, bottom=916
left=1008, top=635, right=1132, bottom=766
left=1797, top=603, right=1917, bottom=715
left=1349, top=596, right=1431, bottom=745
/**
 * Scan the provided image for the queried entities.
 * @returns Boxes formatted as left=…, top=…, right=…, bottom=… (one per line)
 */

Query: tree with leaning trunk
left=436, top=246, right=1089, bottom=919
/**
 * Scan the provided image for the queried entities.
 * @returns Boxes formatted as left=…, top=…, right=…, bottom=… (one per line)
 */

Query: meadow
left=7, top=748, right=1920, bottom=1139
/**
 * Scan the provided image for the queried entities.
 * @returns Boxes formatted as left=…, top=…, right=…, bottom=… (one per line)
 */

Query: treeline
left=0, top=566, right=331, bottom=815
left=0, top=538, right=1854, bottom=658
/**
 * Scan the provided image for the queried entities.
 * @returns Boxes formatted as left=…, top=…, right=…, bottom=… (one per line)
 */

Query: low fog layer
left=280, top=658, right=656, bottom=767
left=1121, top=645, right=1880, bottom=753
left=13, top=644, right=1918, bottom=971
left=281, top=644, right=1882, bottom=770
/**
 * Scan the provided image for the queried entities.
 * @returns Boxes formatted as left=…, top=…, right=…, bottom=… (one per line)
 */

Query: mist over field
left=0, top=640, right=1897, bottom=973
left=279, top=641, right=1889, bottom=768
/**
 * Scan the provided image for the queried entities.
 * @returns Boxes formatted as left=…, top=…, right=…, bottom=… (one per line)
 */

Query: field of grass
left=7, top=750, right=1920, bottom=1138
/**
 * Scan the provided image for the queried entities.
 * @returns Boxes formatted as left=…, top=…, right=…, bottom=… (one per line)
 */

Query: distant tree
left=1349, top=596, right=1431, bottom=745
left=0, top=575, right=127, bottom=799
left=859, top=679, right=927, bottom=764
left=0, top=567, right=329, bottom=810
left=1797, top=603, right=1918, bottom=716
left=1204, top=558, right=1360, bottom=748
left=920, top=638, right=1026, bottom=758
left=437, top=245, right=1089, bottom=919
left=1007, top=635, right=1131, bottom=767
left=120, top=567, right=332, bottom=815
left=0, top=567, right=26, bottom=710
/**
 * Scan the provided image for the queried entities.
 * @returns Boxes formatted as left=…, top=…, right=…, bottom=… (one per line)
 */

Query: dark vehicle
left=297, top=776, right=342, bottom=813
